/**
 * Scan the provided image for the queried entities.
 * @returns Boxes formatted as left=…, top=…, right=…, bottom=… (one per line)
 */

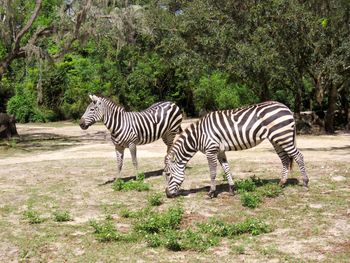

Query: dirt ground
left=0, top=120, right=349, bottom=262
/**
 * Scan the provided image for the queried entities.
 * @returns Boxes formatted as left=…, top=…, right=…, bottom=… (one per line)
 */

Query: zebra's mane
left=98, top=96, right=125, bottom=111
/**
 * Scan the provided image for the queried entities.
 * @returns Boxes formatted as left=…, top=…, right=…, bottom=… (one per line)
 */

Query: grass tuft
left=240, top=192, right=261, bottom=208
left=23, top=209, right=45, bottom=224
left=147, top=192, right=163, bottom=206
left=52, top=210, right=72, bottom=222
left=112, top=172, right=150, bottom=192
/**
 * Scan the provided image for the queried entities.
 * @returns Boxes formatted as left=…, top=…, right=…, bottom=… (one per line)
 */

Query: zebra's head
left=164, top=152, right=185, bottom=198
left=79, top=95, right=104, bottom=130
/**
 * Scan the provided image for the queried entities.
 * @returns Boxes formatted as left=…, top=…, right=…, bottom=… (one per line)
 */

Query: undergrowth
left=89, top=204, right=271, bottom=251
left=112, top=172, right=150, bottom=192
left=235, top=177, right=284, bottom=208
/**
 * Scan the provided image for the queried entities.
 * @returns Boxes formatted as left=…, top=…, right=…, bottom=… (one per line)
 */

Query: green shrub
left=240, top=192, right=261, bottom=208
left=23, top=209, right=44, bottom=224
left=89, top=219, right=120, bottom=242
left=135, top=206, right=184, bottom=234
left=112, top=173, right=150, bottom=192
left=257, top=183, right=283, bottom=198
left=53, top=211, right=72, bottom=222
left=235, top=178, right=257, bottom=192
left=147, top=193, right=163, bottom=206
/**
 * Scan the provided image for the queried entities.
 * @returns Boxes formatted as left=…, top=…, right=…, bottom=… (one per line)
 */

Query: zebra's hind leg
left=206, top=151, right=218, bottom=198
left=291, top=149, right=308, bottom=188
left=217, top=151, right=235, bottom=195
left=129, top=143, right=138, bottom=175
left=115, top=145, right=125, bottom=179
left=272, top=143, right=291, bottom=186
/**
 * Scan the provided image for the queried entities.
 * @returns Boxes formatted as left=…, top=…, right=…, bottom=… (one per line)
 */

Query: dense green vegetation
left=0, top=0, right=349, bottom=133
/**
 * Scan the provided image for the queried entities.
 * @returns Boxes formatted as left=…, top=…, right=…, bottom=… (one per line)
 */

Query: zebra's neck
left=102, top=103, right=126, bottom=131
left=172, top=123, right=198, bottom=164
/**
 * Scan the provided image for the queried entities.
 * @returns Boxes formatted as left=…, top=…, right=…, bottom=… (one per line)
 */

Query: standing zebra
left=80, top=95, right=182, bottom=178
left=164, top=101, right=308, bottom=198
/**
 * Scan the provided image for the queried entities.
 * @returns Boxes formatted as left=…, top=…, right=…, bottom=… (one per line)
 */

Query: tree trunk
left=0, top=113, right=19, bottom=139
left=325, top=83, right=337, bottom=133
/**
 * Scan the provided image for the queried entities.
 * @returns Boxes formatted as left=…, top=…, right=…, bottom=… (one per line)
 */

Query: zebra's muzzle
left=79, top=118, right=88, bottom=130
left=165, top=187, right=176, bottom=198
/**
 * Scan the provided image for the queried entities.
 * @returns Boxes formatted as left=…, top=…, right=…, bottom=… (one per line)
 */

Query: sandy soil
left=0, top=121, right=349, bottom=262
left=1, top=120, right=349, bottom=166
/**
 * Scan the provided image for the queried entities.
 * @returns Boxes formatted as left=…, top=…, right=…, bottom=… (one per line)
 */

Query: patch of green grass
left=135, top=206, right=184, bottom=234
left=147, top=192, right=163, bottom=206
left=240, top=192, right=261, bottom=208
left=231, top=244, right=246, bottom=255
left=23, top=209, right=45, bottom=224
left=52, top=210, right=72, bottom=222
left=112, top=172, right=150, bottom=192
left=235, top=177, right=284, bottom=208
left=236, top=178, right=257, bottom=192
left=198, top=217, right=271, bottom=237
left=89, top=219, right=120, bottom=242
left=257, top=183, right=283, bottom=198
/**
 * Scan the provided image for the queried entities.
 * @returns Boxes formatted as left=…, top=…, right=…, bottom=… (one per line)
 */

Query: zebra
left=80, top=95, right=183, bottom=178
left=163, top=101, right=308, bottom=198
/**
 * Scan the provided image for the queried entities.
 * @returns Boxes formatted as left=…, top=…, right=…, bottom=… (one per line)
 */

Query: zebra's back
left=196, top=101, right=294, bottom=151
left=127, top=101, right=182, bottom=145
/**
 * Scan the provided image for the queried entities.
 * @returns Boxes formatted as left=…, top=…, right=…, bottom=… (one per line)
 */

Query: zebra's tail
left=289, top=123, right=297, bottom=171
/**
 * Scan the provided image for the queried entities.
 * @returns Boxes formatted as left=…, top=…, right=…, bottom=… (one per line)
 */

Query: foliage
left=1, top=0, right=349, bottom=131
left=236, top=177, right=284, bottom=208
left=89, top=219, right=121, bottom=242
left=112, top=172, right=150, bottom=192
left=147, top=192, right=163, bottom=206
left=240, top=192, right=262, bottom=209
left=135, top=206, right=184, bottom=234
left=23, top=209, right=45, bottom=224
left=52, top=210, right=72, bottom=222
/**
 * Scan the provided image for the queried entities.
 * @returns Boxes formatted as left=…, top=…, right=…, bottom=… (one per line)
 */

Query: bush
left=257, top=183, right=283, bottom=198
left=240, top=192, right=261, bottom=208
left=52, top=210, right=72, bottom=222
left=147, top=193, right=163, bottom=206
left=89, top=219, right=120, bottom=242
left=23, top=209, right=44, bottom=224
left=235, top=178, right=257, bottom=192
left=112, top=173, right=150, bottom=192
left=135, top=206, right=184, bottom=234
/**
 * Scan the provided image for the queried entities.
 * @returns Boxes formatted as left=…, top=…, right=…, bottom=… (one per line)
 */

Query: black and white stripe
left=164, top=101, right=308, bottom=198
left=80, top=95, right=182, bottom=177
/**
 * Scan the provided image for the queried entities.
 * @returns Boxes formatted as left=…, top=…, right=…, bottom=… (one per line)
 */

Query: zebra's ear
left=89, top=94, right=98, bottom=103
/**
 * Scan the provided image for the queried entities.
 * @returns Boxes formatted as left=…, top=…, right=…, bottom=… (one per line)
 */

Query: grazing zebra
left=164, top=101, right=308, bottom=198
left=80, top=95, right=182, bottom=178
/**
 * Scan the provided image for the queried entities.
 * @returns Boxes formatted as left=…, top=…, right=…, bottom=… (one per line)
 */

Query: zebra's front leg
left=206, top=152, right=218, bottom=198
left=217, top=151, right=235, bottom=195
left=129, top=143, right=138, bottom=175
left=115, top=145, right=125, bottom=179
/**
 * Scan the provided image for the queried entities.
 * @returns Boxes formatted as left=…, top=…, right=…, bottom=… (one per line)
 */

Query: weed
left=52, top=210, right=72, bottom=222
left=112, top=173, right=150, bottom=192
left=147, top=192, right=163, bottom=206
left=257, top=183, right=283, bottom=198
left=198, top=217, right=270, bottom=237
left=180, top=228, right=220, bottom=251
left=23, top=209, right=44, bottom=224
left=135, top=206, right=184, bottom=234
left=163, top=229, right=182, bottom=251
left=146, top=233, right=163, bottom=247
left=89, top=219, right=120, bottom=242
left=236, top=178, right=257, bottom=192
left=231, top=244, right=246, bottom=255
left=240, top=192, right=261, bottom=208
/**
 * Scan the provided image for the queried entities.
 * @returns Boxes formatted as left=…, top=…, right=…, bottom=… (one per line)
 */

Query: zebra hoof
left=207, top=191, right=218, bottom=198
left=228, top=185, right=235, bottom=196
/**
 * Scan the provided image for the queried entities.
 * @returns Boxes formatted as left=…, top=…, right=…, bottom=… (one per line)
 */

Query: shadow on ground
left=178, top=178, right=300, bottom=197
